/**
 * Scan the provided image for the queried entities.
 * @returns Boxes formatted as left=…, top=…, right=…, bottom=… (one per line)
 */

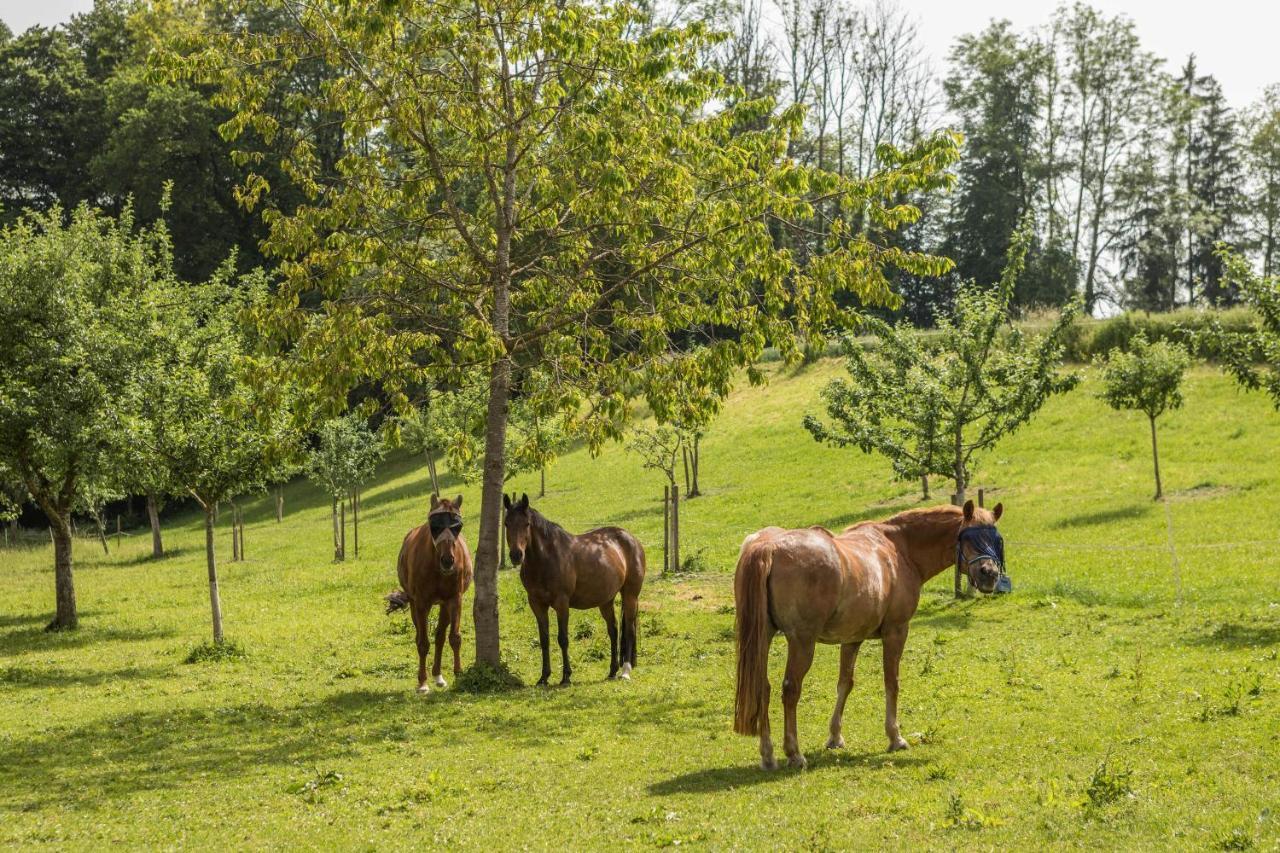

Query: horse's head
left=428, top=494, right=465, bottom=574
left=957, top=500, right=1005, bottom=594
left=502, top=492, right=531, bottom=566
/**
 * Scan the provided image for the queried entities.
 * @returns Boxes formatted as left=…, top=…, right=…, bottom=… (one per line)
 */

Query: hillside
left=2, top=358, right=1279, bottom=848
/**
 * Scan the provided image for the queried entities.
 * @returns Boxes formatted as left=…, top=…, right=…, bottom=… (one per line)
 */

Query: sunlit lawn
left=2, top=362, right=1279, bottom=849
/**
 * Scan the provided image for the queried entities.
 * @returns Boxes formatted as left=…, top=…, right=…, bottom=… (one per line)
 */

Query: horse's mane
left=530, top=508, right=573, bottom=547
left=841, top=504, right=962, bottom=534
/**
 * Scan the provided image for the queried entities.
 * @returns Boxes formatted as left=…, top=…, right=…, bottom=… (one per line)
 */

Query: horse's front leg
left=882, top=624, right=910, bottom=751
left=782, top=635, right=816, bottom=769
left=554, top=599, right=572, bottom=686
left=431, top=602, right=448, bottom=688
left=600, top=601, right=619, bottom=680
left=411, top=602, right=430, bottom=694
left=532, top=603, right=552, bottom=686
left=827, top=641, right=862, bottom=749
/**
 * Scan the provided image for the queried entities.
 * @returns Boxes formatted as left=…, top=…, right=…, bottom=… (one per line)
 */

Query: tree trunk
left=682, top=446, right=691, bottom=497
left=204, top=507, right=224, bottom=643
left=663, top=485, right=670, bottom=575
left=671, top=485, right=680, bottom=573
left=147, top=494, right=163, bottom=558
left=1150, top=415, right=1163, bottom=501
left=339, top=500, right=346, bottom=560
left=691, top=436, right=700, bottom=497
left=921, top=474, right=930, bottom=501
left=953, top=431, right=967, bottom=505
left=230, top=502, right=240, bottom=562
left=539, top=464, right=546, bottom=498
left=275, top=487, right=283, bottom=523
left=474, top=355, right=512, bottom=666
left=332, top=497, right=342, bottom=561
left=94, top=512, right=109, bottom=556
left=426, top=453, right=440, bottom=496
left=351, top=490, right=359, bottom=558
left=238, top=506, right=245, bottom=561
left=48, top=514, right=77, bottom=631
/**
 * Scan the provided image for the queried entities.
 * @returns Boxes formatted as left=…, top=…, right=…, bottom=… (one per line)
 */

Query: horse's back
left=568, top=526, right=638, bottom=606
left=740, top=525, right=896, bottom=643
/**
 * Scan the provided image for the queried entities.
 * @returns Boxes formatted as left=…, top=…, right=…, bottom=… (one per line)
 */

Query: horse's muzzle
left=972, top=562, right=1000, bottom=593
left=509, top=549, right=523, bottom=566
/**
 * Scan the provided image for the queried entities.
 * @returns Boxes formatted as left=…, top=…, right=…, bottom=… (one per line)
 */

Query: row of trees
left=697, top=0, right=1280, bottom=318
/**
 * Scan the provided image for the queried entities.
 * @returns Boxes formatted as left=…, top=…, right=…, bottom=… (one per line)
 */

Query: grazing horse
left=386, top=495, right=473, bottom=694
left=734, top=500, right=1005, bottom=769
left=503, top=493, right=646, bottom=685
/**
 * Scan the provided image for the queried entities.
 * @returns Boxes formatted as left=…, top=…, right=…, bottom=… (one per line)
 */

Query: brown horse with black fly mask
left=734, top=500, right=1006, bottom=769
left=503, top=493, right=646, bottom=685
left=385, top=495, right=473, bottom=694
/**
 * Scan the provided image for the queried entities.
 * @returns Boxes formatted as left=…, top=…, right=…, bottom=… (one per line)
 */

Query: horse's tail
left=733, top=538, right=774, bottom=736
left=384, top=590, right=410, bottom=614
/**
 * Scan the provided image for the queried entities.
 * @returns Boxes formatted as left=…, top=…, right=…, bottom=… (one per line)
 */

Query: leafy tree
left=1243, top=85, right=1280, bottom=278
left=628, top=426, right=686, bottom=492
left=1204, top=248, right=1280, bottom=409
left=308, top=415, right=384, bottom=561
left=134, top=264, right=298, bottom=642
left=0, top=205, right=160, bottom=630
left=806, top=222, right=1081, bottom=501
left=184, top=0, right=958, bottom=665
left=1096, top=332, right=1189, bottom=500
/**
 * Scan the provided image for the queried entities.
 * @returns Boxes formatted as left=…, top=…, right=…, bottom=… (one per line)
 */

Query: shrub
left=184, top=639, right=247, bottom=664
left=453, top=660, right=524, bottom=693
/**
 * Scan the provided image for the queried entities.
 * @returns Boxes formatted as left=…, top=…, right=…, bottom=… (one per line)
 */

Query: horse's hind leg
left=620, top=592, right=639, bottom=678
left=782, top=635, right=816, bottom=769
left=448, top=597, right=463, bottom=676
left=600, top=601, right=619, bottom=680
left=826, top=641, right=861, bottom=749
left=532, top=603, right=551, bottom=686
left=882, top=624, right=910, bottom=752
left=431, top=603, right=448, bottom=688
left=554, top=599, right=572, bottom=686
left=411, top=603, right=430, bottom=694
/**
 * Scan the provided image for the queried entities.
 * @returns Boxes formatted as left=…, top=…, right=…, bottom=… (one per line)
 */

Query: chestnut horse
left=734, top=500, right=1005, bottom=769
left=386, top=495, right=473, bottom=694
left=503, top=493, right=646, bottom=685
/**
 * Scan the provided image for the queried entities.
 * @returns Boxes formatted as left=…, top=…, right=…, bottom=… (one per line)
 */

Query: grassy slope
left=2, top=362, right=1279, bottom=850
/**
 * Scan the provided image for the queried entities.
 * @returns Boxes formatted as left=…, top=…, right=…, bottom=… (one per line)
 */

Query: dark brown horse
left=734, top=500, right=1005, bottom=769
left=386, top=495, right=473, bottom=694
left=503, top=493, right=646, bottom=685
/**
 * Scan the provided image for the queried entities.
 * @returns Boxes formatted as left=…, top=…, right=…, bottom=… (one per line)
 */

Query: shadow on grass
left=648, top=749, right=928, bottom=795
left=0, top=662, right=178, bottom=690
left=1188, top=621, right=1280, bottom=649
left=1050, top=504, right=1152, bottom=529
left=0, top=624, right=173, bottom=658
left=117, top=547, right=192, bottom=566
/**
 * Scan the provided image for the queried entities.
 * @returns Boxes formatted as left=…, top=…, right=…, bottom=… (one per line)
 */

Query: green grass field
left=3, top=361, right=1279, bottom=850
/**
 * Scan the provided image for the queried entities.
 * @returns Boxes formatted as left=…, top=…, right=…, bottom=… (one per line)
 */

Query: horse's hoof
left=825, top=735, right=845, bottom=750
left=559, top=678, right=572, bottom=687
left=787, top=754, right=808, bottom=770
left=760, top=757, right=778, bottom=771
left=435, top=675, right=447, bottom=688
left=606, top=672, right=618, bottom=680
left=619, top=664, right=632, bottom=680
left=887, top=738, right=909, bottom=752
left=536, top=678, right=549, bottom=687
left=416, top=684, right=431, bottom=695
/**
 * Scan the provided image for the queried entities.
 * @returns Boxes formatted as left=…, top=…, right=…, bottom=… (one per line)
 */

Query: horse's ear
left=992, top=502, right=1003, bottom=522
left=430, top=494, right=440, bottom=510
left=453, top=494, right=463, bottom=509
left=519, top=493, right=529, bottom=510
left=962, top=499, right=975, bottom=521
left=503, top=493, right=512, bottom=510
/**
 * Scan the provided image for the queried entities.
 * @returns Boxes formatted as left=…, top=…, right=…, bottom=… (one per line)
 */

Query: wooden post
left=238, top=506, right=245, bottom=561
left=339, top=500, right=346, bottom=561
left=664, top=485, right=672, bottom=573
left=952, top=492, right=963, bottom=598
left=978, top=488, right=985, bottom=508
left=671, top=485, right=680, bottom=574
left=116, top=514, right=122, bottom=549
left=275, top=487, right=283, bottom=523
left=500, top=519, right=508, bottom=569
left=332, top=497, right=341, bottom=561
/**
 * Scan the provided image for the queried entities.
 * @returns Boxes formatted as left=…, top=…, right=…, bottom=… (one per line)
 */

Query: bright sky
left=2, top=0, right=1277, bottom=105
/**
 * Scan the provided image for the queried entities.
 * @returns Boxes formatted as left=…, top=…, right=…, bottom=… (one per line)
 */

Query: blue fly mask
left=429, top=511, right=463, bottom=541
left=955, top=524, right=1010, bottom=594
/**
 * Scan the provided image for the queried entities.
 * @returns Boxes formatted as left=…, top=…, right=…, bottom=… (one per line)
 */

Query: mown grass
left=2, top=362, right=1279, bottom=849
